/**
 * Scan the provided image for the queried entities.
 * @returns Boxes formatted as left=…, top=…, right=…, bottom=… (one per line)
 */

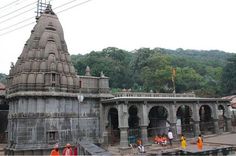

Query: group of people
left=154, top=130, right=174, bottom=146
left=153, top=130, right=204, bottom=151
left=181, top=134, right=203, bottom=150
left=50, top=143, right=78, bottom=156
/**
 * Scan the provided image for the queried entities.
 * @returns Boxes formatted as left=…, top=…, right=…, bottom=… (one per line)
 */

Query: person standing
left=50, top=144, right=60, bottom=156
left=180, top=134, right=187, bottom=149
left=62, top=143, right=73, bottom=156
left=197, top=134, right=203, bottom=150
left=73, top=146, right=78, bottom=156
left=167, top=130, right=174, bottom=146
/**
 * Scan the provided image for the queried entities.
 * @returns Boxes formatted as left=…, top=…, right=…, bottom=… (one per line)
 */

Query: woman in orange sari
left=197, top=134, right=203, bottom=150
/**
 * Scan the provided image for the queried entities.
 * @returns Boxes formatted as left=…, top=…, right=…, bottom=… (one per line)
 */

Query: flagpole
left=172, top=68, right=176, bottom=95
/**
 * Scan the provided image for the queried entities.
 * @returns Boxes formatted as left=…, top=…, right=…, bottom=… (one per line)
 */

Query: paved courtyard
left=1, top=133, right=236, bottom=155
left=205, top=133, right=236, bottom=146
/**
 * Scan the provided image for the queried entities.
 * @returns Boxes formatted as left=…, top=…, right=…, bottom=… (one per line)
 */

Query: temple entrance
left=218, top=105, right=227, bottom=132
left=107, top=108, right=120, bottom=145
left=199, top=105, right=214, bottom=134
left=176, top=105, right=194, bottom=137
left=128, top=105, right=140, bottom=144
left=148, top=106, right=169, bottom=138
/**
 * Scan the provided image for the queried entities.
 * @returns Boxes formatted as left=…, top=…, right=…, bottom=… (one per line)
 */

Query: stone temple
left=0, top=4, right=233, bottom=156
left=5, top=5, right=111, bottom=155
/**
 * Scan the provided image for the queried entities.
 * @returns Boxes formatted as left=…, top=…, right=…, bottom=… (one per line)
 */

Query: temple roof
left=7, top=6, right=79, bottom=94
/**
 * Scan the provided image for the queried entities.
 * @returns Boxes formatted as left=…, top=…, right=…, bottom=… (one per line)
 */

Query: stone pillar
left=168, top=102, right=177, bottom=138
left=119, top=127, right=129, bottom=148
left=193, top=121, right=200, bottom=136
left=140, top=102, right=149, bottom=145
left=213, top=119, right=220, bottom=134
left=212, top=103, right=220, bottom=134
left=193, top=102, right=200, bottom=136
left=118, top=103, right=129, bottom=148
left=226, top=118, right=232, bottom=132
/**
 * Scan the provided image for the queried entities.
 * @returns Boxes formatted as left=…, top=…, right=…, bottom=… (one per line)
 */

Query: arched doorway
left=218, top=105, right=227, bottom=132
left=176, top=105, right=194, bottom=137
left=199, top=105, right=214, bottom=134
left=107, top=108, right=119, bottom=145
left=128, top=105, right=140, bottom=144
left=148, top=106, right=169, bottom=138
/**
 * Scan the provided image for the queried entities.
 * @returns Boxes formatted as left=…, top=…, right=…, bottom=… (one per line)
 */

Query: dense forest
left=0, top=47, right=235, bottom=97
left=71, top=47, right=236, bottom=97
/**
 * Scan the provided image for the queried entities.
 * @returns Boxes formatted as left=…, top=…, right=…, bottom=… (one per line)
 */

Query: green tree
left=221, top=54, right=236, bottom=95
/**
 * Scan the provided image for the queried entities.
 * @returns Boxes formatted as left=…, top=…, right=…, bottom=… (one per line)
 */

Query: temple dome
left=7, top=5, right=79, bottom=93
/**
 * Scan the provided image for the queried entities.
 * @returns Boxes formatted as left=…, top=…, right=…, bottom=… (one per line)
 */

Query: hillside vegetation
left=72, top=47, right=236, bottom=97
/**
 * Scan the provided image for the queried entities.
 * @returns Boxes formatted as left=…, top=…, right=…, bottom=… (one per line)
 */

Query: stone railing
left=114, top=92, right=196, bottom=98
left=77, top=141, right=111, bottom=156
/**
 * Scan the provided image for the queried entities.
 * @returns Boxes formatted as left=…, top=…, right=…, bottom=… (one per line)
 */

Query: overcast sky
left=0, top=0, right=236, bottom=74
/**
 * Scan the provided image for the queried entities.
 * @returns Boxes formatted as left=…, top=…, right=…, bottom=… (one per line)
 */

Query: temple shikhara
left=0, top=4, right=233, bottom=156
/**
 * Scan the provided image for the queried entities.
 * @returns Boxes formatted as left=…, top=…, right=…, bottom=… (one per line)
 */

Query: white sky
left=0, top=0, right=236, bottom=74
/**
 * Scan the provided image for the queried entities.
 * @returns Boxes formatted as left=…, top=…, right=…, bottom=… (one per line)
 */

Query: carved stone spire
left=7, top=6, right=79, bottom=94
left=85, top=66, right=91, bottom=76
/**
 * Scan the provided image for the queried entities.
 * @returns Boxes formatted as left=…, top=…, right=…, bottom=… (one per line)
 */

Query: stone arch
left=199, top=105, right=214, bottom=134
left=176, top=105, right=194, bottom=136
left=128, top=105, right=140, bottom=129
left=128, top=105, right=141, bottom=143
left=105, top=106, right=120, bottom=145
left=148, top=105, right=169, bottom=137
left=107, top=107, right=119, bottom=130
left=147, top=105, right=170, bottom=122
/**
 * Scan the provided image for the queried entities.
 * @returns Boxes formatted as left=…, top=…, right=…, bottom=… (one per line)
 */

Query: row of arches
left=107, top=104, right=228, bottom=144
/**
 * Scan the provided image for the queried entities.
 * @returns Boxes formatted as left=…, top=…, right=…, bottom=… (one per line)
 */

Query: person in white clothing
left=167, top=129, right=174, bottom=146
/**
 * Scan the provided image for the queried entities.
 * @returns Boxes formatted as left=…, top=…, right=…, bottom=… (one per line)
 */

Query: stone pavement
left=107, top=133, right=236, bottom=155
left=205, top=133, right=236, bottom=146
left=0, top=133, right=235, bottom=155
